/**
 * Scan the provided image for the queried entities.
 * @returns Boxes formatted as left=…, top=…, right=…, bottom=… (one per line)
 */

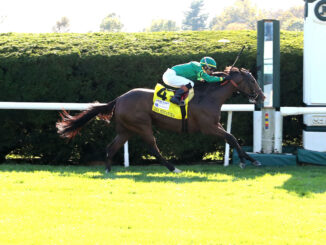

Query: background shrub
left=0, top=31, right=303, bottom=164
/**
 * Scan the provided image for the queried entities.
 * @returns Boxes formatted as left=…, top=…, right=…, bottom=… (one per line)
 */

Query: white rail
left=0, top=102, right=255, bottom=167
left=0, top=102, right=254, bottom=112
left=280, top=107, right=326, bottom=116
left=274, top=107, right=326, bottom=153
left=0, top=102, right=105, bottom=110
left=221, top=104, right=254, bottom=112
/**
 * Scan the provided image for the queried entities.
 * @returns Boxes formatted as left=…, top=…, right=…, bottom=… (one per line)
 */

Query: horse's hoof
left=253, top=160, right=262, bottom=167
left=105, top=168, right=111, bottom=174
left=173, top=168, right=182, bottom=173
left=239, top=162, right=246, bottom=169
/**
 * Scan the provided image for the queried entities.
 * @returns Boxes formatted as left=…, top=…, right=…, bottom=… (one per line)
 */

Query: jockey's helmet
left=200, top=57, right=217, bottom=71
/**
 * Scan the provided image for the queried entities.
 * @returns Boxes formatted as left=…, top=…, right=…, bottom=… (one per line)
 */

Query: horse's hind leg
left=141, top=134, right=181, bottom=173
left=105, top=133, right=129, bottom=173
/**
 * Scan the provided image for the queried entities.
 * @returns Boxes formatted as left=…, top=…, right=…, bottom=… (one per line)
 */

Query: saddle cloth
left=152, top=83, right=194, bottom=120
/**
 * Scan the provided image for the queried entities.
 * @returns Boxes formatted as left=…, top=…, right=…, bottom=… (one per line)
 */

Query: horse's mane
left=193, top=81, right=218, bottom=93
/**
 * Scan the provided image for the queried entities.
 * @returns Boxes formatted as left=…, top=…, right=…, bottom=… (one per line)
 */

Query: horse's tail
left=56, top=99, right=116, bottom=139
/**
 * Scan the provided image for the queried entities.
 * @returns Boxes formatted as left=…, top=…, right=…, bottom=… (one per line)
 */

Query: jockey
left=162, top=56, right=232, bottom=105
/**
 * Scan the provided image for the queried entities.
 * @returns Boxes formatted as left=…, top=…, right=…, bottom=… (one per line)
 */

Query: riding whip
left=230, top=45, right=245, bottom=70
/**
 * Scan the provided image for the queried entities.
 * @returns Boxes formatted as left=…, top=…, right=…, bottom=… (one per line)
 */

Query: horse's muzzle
left=249, top=92, right=265, bottom=104
left=256, top=92, right=266, bottom=104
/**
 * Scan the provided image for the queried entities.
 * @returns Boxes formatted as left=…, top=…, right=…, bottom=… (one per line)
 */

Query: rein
left=221, top=79, right=238, bottom=88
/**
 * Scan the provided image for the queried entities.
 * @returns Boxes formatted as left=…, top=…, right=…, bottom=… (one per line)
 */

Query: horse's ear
left=224, top=66, right=231, bottom=73
left=240, top=68, right=249, bottom=73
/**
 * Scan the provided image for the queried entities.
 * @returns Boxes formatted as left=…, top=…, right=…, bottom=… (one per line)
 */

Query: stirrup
left=170, top=97, right=181, bottom=105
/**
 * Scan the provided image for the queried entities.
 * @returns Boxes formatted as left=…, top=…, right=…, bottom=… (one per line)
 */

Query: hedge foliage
left=0, top=31, right=303, bottom=164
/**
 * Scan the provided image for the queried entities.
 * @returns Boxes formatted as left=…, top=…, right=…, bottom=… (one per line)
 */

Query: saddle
left=159, top=83, right=195, bottom=104
left=152, top=83, right=195, bottom=132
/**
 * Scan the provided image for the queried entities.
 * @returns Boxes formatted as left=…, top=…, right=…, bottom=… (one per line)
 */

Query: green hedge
left=0, top=31, right=303, bottom=164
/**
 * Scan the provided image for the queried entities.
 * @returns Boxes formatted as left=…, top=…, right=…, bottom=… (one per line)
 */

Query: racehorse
left=56, top=66, right=265, bottom=173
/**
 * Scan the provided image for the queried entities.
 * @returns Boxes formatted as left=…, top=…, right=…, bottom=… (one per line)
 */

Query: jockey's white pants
left=162, top=69, right=194, bottom=88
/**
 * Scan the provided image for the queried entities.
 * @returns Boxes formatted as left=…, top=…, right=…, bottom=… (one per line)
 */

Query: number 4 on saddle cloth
left=152, top=83, right=194, bottom=120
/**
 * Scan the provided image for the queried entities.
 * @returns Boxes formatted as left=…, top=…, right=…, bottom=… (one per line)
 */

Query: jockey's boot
left=170, top=85, right=189, bottom=105
left=170, top=88, right=184, bottom=105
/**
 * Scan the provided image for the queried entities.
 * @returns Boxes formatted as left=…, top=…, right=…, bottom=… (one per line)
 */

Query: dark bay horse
left=56, top=67, right=265, bottom=173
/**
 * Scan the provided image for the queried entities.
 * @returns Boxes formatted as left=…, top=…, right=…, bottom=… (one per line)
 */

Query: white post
left=274, top=111, right=283, bottom=153
left=224, top=111, right=233, bottom=167
left=253, top=111, right=262, bottom=153
left=124, top=142, right=129, bottom=167
left=261, top=108, right=275, bottom=154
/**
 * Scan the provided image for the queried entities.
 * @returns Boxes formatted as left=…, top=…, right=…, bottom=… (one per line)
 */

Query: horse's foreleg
left=216, top=125, right=261, bottom=168
left=224, top=133, right=261, bottom=168
left=224, top=133, right=246, bottom=168
left=141, top=134, right=181, bottom=173
left=105, top=134, right=129, bottom=173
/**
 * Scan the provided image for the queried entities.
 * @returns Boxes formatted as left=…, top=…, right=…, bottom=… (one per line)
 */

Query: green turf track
left=1, top=163, right=326, bottom=245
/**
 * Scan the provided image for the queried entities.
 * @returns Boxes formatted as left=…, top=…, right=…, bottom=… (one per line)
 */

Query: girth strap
left=180, top=104, right=188, bottom=133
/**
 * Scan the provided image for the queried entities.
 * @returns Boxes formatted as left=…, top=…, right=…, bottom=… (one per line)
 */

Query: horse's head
left=225, top=67, right=265, bottom=104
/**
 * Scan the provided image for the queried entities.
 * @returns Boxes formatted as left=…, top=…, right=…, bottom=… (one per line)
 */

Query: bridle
left=222, top=70, right=261, bottom=103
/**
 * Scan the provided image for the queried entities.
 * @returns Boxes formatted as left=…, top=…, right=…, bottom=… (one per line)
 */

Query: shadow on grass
left=220, top=164, right=326, bottom=197
left=0, top=163, right=230, bottom=184
left=1, top=162, right=326, bottom=196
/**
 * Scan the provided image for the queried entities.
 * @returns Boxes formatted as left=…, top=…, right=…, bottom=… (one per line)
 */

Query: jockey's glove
left=224, top=75, right=232, bottom=81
